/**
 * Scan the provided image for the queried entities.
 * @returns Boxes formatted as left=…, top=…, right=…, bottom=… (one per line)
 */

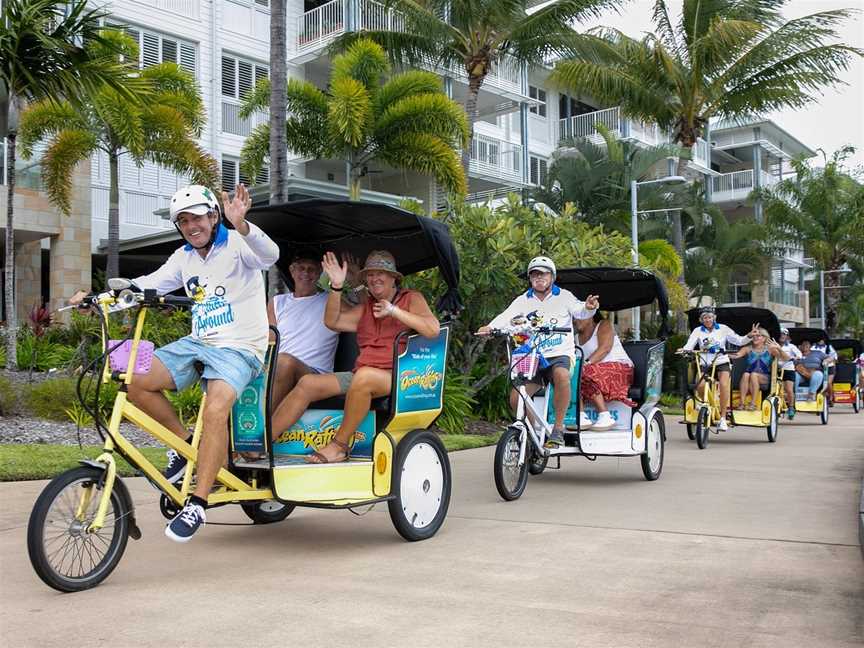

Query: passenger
left=677, top=305, right=756, bottom=431
left=574, top=313, right=634, bottom=431
left=477, top=256, right=598, bottom=446
left=794, top=340, right=828, bottom=401
left=71, top=184, right=279, bottom=542
left=813, top=338, right=838, bottom=405
left=778, top=328, right=802, bottom=419
left=266, top=250, right=358, bottom=407
left=731, top=328, right=786, bottom=410
left=270, top=250, right=440, bottom=463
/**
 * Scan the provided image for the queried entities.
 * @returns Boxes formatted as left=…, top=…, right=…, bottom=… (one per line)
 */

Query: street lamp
left=630, top=175, right=686, bottom=340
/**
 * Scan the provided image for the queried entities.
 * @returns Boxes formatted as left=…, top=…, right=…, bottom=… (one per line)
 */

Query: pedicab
left=491, top=267, right=668, bottom=501
left=27, top=199, right=460, bottom=592
left=829, top=339, right=862, bottom=413
left=683, top=307, right=783, bottom=447
left=786, top=327, right=832, bottom=425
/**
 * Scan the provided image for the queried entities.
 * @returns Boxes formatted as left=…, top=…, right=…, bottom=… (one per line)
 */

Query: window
left=528, top=86, right=547, bottom=118
left=221, top=54, right=269, bottom=99
left=110, top=24, right=197, bottom=77
left=529, top=155, right=547, bottom=186
left=222, top=156, right=269, bottom=192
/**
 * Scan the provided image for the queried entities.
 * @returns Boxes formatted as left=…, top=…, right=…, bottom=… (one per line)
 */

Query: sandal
left=306, top=438, right=350, bottom=464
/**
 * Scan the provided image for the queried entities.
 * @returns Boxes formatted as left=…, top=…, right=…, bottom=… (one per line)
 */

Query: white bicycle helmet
left=169, top=184, right=220, bottom=223
left=527, top=255, right=556, bottom=278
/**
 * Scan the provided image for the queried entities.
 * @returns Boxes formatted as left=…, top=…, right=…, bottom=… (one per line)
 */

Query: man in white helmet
left=71, top=183, right=279, bottom=543
left=477, top=256, right=599, bottom=446
left=778, top=327, right=801, bottom=419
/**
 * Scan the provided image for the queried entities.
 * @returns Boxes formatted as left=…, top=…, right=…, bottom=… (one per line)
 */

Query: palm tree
left=1, top=0, right=141, bottom=370
left=328, top=0, right=623, bottom=172
left=531, top=125, right=685, bottom=231
left=269, top=0, right=289, bottom=205
left=758, top=147, right=864, bottom=335
left=239, top=38, right=469, bottom=200
left=550, top=0, right=862, bottom=304
left=18, top=30, right=218, bottom=280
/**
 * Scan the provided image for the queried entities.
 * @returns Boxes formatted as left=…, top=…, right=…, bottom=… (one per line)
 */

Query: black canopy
left=787, top=327, right=830, bottom=346
left=687, top=306, right=781, bottom=341
left=827, top=338, right=861, bottom=357
left=244, top=199, right=461, bottom=314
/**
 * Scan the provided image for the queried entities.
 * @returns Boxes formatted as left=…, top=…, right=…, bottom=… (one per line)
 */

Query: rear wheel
left=640, top=413, right=665, bottom=481
left=820, top=393, right=830, bottom=425
left=388, top=430, right=451, bottom=541
left=685, top=424, right=696, bottom=441
left=493, top=426, right=529, bottom=501
left=695, top=406, right=710, bottom=450
left=27, top=466, right=129, bottom=592
left=766, top=399, right=779, bottom=443
left=854, top=389, right=861, bottom=413
left=241, top=500, right=295, bottom=524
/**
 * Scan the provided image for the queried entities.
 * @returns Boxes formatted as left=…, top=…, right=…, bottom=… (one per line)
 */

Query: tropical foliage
left=18, top=30, right=218, bottom=279
left=758, top=147, right=864, bottom=334
left=1, top=0, right=141, bottom=369
left=240, top=38, right=469, bottom=199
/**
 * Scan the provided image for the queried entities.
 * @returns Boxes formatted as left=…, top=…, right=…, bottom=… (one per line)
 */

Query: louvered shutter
left=238, top=61, right=253, bottom=98
left=221, top=56, right=237, bottom=97
left=221, top=159, right=237, bottom=192
left=142, top=32, right=160, bottom=67
left=254, top=65, right=269, bottom=87
left=179, top=44, right=196, bottom=76
left=161, top=38, right=178, bottom=64
left=256, top=166, right=270, bottom=185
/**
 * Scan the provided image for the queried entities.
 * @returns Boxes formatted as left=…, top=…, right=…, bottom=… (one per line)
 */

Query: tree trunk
left=824, top=266, right=841, bottom=334
left=107, top=150, right=120, bottom=280
left=671, top=155, right=689, bottom=332
left=269, top=0, right=288, bottom=206
left=460, top=72, right=484, bottom=178
left=4, top=129, right=17, bottom=370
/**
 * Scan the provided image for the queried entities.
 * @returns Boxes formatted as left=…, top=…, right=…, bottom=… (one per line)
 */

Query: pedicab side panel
left=831, top=339, right=861, bottom=405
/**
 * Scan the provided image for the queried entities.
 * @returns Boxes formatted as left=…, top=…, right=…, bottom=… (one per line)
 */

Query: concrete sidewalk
left=1, top=413, right=862, bottom=648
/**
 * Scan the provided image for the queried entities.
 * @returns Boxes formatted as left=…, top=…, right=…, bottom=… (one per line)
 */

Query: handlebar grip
left=551, top=327, right=572, bottom=333
left=160, top=295, right=194, bottom=307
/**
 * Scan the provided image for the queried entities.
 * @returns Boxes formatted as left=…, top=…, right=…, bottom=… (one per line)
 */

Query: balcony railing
left=222, top=100, right=267, bottom=137
left=297, top=0, right=346, bottom=54
left=769, top=284, right=800, bottom=308
left=468, top=135, right=522, bottom=183
left=1, top=138, right=6, bottom=186
left=725, top=283, right=753, bottom=304
left=691, top=137, right=710, bottom=169
left=557, top=107, right=668, bottom=147
left=710, top=169, right=777, bottom=202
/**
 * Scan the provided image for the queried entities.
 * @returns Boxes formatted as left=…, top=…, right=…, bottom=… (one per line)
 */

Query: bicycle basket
left=108, top=339, right=155, bottom=374
left=511, top=350, right=539, bottom=379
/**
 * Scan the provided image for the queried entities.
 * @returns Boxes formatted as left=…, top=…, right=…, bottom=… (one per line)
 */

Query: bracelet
left=386, top=303, right=396, bottom=314
left=330, top=284, right=344, bottom=292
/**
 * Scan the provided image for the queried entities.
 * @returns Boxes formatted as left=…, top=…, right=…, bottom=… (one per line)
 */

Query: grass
left=0, top=433, right=501, bottom=482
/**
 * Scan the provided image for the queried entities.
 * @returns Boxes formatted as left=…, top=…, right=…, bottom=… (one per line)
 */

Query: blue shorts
left=154, top=336, right=262, bottom=399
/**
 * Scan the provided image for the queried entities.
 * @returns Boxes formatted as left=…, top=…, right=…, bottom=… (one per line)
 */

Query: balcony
left=221, top=100, right=268, bottom=137
left=296, top=0, right=404, bottom=60
left=468, top=135, right=523, bottom=185
left=557, top=107, right=668, bottom=147
left=710, top=169, right=777, bottom=203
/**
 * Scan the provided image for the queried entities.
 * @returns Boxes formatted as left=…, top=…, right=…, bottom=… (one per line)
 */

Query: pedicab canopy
left=787, top=327, right=831, bottom=347
left=554, top=267, right=669, bottom=336
left=830, top=338, right=862, bottom=360
left=243, top=199, right=461, bottom=315
left=686, top=307, right=782, bottom=342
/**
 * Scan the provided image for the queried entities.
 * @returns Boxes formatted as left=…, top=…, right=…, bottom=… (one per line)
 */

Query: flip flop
left=305, top=439, right=350, bottom=464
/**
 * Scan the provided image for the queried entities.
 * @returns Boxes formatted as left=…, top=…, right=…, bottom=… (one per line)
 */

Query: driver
left=779, top=328, right=802, bottom=419
left=477, top=256, right=598, bottom=447
left=678, top=305, right=756, bottom=431
left=72, top=183, right=279, bottom=543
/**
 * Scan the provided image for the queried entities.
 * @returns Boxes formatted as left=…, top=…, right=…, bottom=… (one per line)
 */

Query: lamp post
left=630, top=175, right=686, bottom=340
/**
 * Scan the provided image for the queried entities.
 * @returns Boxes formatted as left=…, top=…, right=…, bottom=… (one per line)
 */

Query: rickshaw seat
left=622, top=341, right=653, bottom=405
left=310, top=332, right=391, bottom=411
left=835, top=362, right=857, bottom=383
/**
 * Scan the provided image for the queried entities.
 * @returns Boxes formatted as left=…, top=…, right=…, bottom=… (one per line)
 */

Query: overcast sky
left=576, top=0, right=864, bottom=172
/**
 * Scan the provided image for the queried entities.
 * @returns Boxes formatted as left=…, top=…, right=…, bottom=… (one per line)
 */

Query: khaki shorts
left=334, top=371, right=354, bottom=394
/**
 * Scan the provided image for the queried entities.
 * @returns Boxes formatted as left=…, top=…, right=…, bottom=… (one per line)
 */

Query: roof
left=687, top=306, right=781, bottom=341
left=711, top=118, right=816, bottom=159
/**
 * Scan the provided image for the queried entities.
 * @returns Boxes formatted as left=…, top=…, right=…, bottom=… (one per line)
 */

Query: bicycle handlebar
left=482, top=325, right=572, bottom=337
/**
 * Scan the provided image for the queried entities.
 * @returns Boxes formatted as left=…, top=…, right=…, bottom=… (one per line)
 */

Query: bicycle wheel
left=494, top=426, right=529, bottom=501
left=695, top=406, right=710, bottom=450
left=27, top=466, right=130, bottom=592
left=766, top=399, right=779, bottom=443
left=241, top=500, right=296, bottom=524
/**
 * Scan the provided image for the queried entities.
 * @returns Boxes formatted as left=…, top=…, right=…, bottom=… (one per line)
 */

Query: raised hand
left=221, top=184, right=252, bottom=234
left=344, top=252, right=361, bottom=286
left=585, top=294, right=600, bottom=310
left=749, top=323, right=761, bottom=336
left=322, top=251, right=348, bottom=288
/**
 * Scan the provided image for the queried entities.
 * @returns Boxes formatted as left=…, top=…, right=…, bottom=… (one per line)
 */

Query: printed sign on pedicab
left=273, top=410, right=376, bottom=457
left=395, top=329, right=449, bottom=415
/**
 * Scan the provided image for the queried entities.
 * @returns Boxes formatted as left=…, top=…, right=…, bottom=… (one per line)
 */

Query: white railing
left=557, top=107, right=669, bottom=147
left=92, top=186, right=172, bottom=229
left=468, top=135, right=522, bottom=183
left=154, top=0, right=199, bottom=19
left=222, top=100, right=268, bottom=137
left=297, top=0, right=346, bottom=54
left=358, top=0, right=405, bottom=32
left=1, top=138, right=6, bottom=186
left=711, top=169, right=778, bottom=202
left=691, top=137, right=711, bottom=169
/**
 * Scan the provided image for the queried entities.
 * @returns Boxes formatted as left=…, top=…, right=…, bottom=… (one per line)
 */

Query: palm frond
left=239, top=76, right=271, bottom=117
left=331, top=38, right=390, bottom=90
left=91, top=87, right=145, bottom=156
left=41, top=128, right=98, bottom=214
left=328, top=77, right=371, bottom=148
left=240, top=124, right=271, bottom=180
left=378, top=132, right=467, bottom=196
left=375, top=93, right=469, bottom=148
left=374, top=70, right=442, bottom=116
left=17, top=99, right=88, bottom=159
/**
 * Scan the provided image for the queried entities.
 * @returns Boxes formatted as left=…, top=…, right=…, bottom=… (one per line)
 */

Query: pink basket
left=108, top=340, right=155, bottom=374
left=512, top=352, right=538, bottom=378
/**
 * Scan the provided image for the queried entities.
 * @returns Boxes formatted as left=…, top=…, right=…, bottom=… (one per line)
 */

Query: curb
left=860, top=478, right=864, bottom=560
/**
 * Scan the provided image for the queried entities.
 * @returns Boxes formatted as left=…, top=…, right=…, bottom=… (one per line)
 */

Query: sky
left=576, top=0, right=864, bottom=172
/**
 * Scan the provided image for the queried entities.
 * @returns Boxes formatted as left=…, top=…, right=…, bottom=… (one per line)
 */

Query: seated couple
left=268, top=249, right=439, bottom=463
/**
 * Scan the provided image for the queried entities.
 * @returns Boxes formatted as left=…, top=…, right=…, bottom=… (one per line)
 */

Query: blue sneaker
left=787, top=408, right=796, bottom=420
left=165, top=501, right=206, bottom=543
left=164, top=449, right=188, bottom=484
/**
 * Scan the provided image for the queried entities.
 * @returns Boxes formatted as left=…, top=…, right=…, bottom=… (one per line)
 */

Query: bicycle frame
left=86, top=294, right=271, bottom=533
left=687, top=351, right=722, bottom=423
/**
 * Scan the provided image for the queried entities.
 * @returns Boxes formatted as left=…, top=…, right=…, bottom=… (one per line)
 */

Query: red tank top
left=355, top=289, right=419, bottom=371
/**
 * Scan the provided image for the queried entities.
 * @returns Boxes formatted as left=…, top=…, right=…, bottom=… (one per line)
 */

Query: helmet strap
left=176, top=209, right=221, bottom=251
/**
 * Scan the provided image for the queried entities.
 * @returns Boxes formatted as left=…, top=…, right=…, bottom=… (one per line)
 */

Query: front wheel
left=241, top=500, right=296, bottom=524
left=27, top=466, right=130, bottom=592
left=766, top=399, right=779, bottom=443
left=820, top=393, right=830, bottom=425
left=695, top=406, right=710, bottom=450
left=640, top=413, right=665, bottom=481
left=388, top=430, right=451, bottom=541
left=493, top=426, right=529, bottom=501
left=854, top=390, right=861, bottom=413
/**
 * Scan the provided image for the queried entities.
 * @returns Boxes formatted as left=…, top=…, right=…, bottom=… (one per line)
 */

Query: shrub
left=24, top=376, right=118, bottom=422
left=436, top=371, right=476, bottom=434
left=167, top=383, right=203, bottom=429
left=0, top=376, right=19, bottom=416
left=659, top=392, right=683, bottom=409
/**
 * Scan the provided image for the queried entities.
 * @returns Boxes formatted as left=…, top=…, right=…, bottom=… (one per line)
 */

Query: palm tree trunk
left=269, top=0, right=288, bottom=206
left=461, top=73, right=483, bottom=176
left=671, top=154, right=689, bottom=331
left=4, top=129, right=18, bottom=370
left=107, top=150, right=120, bottom=280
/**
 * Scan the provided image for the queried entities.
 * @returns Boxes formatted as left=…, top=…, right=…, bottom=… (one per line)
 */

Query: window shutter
left=539, top=158, right=547, bottom=184
left=180, top=44, right=197, bottom=76
left=221, top=159, right=237, bottom=192
left=161, top=38, right=178, bottom=64
left=142, top=32, right=160, bottom=67
left=254, top=65, right=269, bottom=88
left=221, top=56, right=237, bottom=97
left=254, top=0, right=269, bottom=7
left=256, top=166, right=270, bottom=185
left=238, top=60, right=254, bottom=98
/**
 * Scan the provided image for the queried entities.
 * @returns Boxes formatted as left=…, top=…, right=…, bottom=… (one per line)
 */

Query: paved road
left=1, top=412, right=862, bottom=648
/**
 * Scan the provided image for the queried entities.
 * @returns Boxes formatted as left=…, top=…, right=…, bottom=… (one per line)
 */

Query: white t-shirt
left=488, top=284, right=596, bottom=361
left=682, top=323, right=751, bottom=365
left=579, top=320, right=633, bottom=366
left=134, top=222, right=279, bottom=362
left=273, top=291, right=339, bottom=373
left=780, top=341, right=802, bottom=371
